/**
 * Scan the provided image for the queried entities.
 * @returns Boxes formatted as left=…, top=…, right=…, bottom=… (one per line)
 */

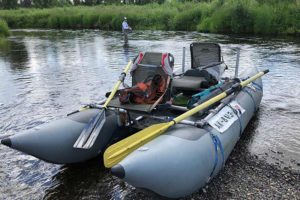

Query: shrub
left=0, top=19, right=10, bottom=37
left=0, top=1, right=298, bottom=35
left=173, top=7, right=202, bottom=31
left=253, top=4, right=273, bottom=34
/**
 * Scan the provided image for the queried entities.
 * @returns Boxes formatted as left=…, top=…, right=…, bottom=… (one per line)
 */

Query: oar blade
left=104, top=122, right=170, bottom=168
left=73, top=60, right=133, bottom=149
left=73, top=110, right=106, bottom=149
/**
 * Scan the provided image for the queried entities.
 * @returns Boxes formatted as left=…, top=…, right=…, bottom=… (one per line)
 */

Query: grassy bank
left=0, top=0, right=299, bottom=35
left=0, top=19, right=10, bottom=37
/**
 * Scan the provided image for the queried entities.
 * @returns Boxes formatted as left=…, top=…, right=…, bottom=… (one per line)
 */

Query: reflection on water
left=0, top=39, right=29, bottom=71
left=0, top=30, right=299, bottom=199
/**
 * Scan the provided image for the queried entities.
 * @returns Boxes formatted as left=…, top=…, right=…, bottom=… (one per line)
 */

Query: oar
left=103, top=69, right=269, bottom=167
left=73, top=60, right=133, bottom=149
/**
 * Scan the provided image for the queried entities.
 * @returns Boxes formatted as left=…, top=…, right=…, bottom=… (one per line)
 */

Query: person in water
left=122, top=17, right=132, bottom=44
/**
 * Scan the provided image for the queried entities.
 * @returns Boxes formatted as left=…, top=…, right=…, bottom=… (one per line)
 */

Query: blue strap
left=206, top=129, right=225, bottom=181
left=214, top=134, right=225, bottom=167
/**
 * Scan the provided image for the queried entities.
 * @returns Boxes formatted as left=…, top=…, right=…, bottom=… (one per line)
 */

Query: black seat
left=172, top=43, right=223, bottom=93
left=172, top=70, right=217, bottom=91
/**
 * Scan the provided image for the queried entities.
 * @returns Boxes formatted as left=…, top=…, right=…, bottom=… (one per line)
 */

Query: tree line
left=0, top=1, right=88, bottom=9
left=0, top=0, right=176, bottom=9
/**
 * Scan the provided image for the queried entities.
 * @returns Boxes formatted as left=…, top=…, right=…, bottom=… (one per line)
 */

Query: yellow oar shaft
left=240, top=71, right=265, bottom=87
left=174, top=70, right=267, bottom=124
left=76, top=61, right=132, bottom=113
left=103, top=60, right=133, bottom=108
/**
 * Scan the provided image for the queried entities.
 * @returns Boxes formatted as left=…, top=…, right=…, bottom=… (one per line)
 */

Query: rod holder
left=235, top=48, right=240, bottom=78
left=182, top=47, right=186, bottom=73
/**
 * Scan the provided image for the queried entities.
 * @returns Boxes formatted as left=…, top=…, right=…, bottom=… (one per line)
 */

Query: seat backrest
left=190, top=43, right=221, bottom=69
left=132, top=52, right=173, bottom=86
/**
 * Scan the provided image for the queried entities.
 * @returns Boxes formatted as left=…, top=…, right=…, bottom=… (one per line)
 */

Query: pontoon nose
left=111, top=164, right=125, bottom=179
left=1, top=137, right=12, bottom=147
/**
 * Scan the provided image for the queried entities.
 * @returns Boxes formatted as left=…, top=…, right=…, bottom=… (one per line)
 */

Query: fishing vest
left=119, top=74, right=166, bottom=104
left=119, top=52, right=173, bottom=105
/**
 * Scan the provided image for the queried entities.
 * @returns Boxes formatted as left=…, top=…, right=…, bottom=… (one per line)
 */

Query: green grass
left=197, top=0, right=300, bottom=35
left=0, top=0, right=299, bottom=35
left=0, top=19, right=10, bottom=37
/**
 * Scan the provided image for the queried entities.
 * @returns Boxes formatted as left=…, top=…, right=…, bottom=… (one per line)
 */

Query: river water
left=0, top=30, right=299, bottom=199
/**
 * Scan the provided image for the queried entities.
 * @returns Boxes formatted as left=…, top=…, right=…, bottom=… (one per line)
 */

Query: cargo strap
left=252, top=82, right=262, bottom=91
left=206, top=128, right=225, bottom=182
left=241, top=77, right=262, bottom=92
left=242, top=87, right=257, bottom=112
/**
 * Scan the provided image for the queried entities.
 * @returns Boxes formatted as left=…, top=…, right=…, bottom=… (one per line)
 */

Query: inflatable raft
left=103, top=43, right=268, bottom=198
left=1, top=42, right=268, bottom=198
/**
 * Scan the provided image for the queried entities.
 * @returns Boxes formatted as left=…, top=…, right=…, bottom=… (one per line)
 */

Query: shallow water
left=0, top=30, right=299, bottom=199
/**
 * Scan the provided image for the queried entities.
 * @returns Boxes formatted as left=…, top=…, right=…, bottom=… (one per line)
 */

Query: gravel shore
left=123, top=145, right=300, bottom=200
left=188, top=134, right=300, bottom=199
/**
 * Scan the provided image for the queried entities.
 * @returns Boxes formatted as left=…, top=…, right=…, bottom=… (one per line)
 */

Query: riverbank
left=0, top=0, right=299, bottom=35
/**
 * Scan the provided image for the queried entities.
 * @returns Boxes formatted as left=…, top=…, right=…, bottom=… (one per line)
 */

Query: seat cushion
left=172, top=76, right=207, bottom=91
